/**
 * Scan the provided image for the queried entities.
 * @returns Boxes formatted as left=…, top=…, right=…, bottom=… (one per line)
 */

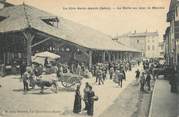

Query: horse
left=29, top=77, right=58, bottom=94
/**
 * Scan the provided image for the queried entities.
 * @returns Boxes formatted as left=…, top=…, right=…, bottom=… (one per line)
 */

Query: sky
left=7, top=0, right=170, bottom=37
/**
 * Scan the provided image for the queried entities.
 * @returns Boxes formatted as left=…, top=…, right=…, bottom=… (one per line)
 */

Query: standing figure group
left=73, top=82, right=98, bottom=116
left=139, top=71, right=152, bottom=92
left=114, top=69, right=125, bottom=87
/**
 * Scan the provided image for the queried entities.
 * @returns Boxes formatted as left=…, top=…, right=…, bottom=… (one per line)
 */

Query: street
left=0, top=65, right=143, bottom=117
left=99, top=78, right=154, bottom=117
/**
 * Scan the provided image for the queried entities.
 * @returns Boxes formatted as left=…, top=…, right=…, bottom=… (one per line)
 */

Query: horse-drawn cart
left=57, top=73, right=83, bottom=88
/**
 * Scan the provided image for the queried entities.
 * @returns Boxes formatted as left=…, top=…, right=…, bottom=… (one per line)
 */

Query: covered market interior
left=0, top=3, right=141, bottom=76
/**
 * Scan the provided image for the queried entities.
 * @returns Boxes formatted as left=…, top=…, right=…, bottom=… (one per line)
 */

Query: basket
left=93, top=96, right=99, bottom=101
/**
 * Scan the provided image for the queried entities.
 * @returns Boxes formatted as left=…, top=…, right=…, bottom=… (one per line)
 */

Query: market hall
left=0, top=3, right=141, bottom=76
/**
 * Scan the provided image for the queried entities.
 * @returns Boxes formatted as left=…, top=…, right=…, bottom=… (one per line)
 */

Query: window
left=148, top=45, right=150, bottom=50
left=152, top=45, right=155, bottom=50
left=41, top=17, right=59, bottom=28
left=137, top=40, right=139, bottom=43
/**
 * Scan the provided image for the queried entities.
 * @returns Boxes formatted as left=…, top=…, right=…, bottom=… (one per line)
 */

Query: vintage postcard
left=0, top=0, right=178, bottom=117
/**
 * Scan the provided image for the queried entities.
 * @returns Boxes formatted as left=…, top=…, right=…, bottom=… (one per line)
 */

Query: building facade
left=164, top=0, right=179, bottom=69
left=145, top=32, right=163, bottom=58
left=115, top=31, right=163, bottom=58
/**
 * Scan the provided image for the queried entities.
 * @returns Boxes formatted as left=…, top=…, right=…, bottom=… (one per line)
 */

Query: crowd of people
left=18, top=57, right=179, bottom=116
left=71, top=60, right=140, bottom=116
left=135, top=60, right=157, bottom=92
left=18, top=57, right=139, bottom=116
left=136, top=59, right=178, bottom=93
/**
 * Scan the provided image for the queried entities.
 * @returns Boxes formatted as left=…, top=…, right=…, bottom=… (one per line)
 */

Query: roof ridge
left=23, top=3, right=31, bottom=28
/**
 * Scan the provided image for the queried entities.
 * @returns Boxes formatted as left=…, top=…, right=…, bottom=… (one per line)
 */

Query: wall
left=130, top=36, right=146, bottom=56
left=145, top=35, right=162, bottom=58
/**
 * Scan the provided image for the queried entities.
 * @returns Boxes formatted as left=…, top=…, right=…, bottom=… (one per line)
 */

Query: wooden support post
left=126, top=52, right=129, bottom=61
left=119, top=51, right=121, bottom=60
left=124, top=52, right=126, bottom=60
left=116, top=52, right=119, bottom=61
left=108, top=51, right=111, bottom=62
left=128, top=52, right=131, bottom=61
left=23, top=32, right=35, bottom=66
left=127, top=52, right=130, bottom=61
left=3, top=52, right=6, bottom=65
left=27, top=39, right=32, bottom=66
left=102, top=51, right=105, bottom=63
left=121, top=52, right=124, bottom=60
left=112, top=52, right=115, bottom=62
left=89, top=50, right=92, bottom=69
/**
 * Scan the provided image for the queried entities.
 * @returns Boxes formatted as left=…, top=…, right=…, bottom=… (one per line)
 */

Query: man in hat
left=139, top=72, right=146, bottom=91
left=98, top=66, right=104, bottom=85
left=146, top=71, right=151, bottom=91
left=135, top=69, right=140, bottom=81
left=22, top=67, right=31, bottom=92
left=115, top=69, right=124, bottom=87
left=96, top=65, right=104, bottom=85
left=20, top=61, right=26, bottom=79
left=109, top=67, right=114, bottom=79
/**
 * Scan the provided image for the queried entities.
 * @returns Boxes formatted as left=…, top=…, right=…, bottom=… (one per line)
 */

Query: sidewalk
left=148, top=79, right=179, bottom=117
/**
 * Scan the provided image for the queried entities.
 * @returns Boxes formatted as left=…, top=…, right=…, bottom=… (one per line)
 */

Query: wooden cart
left=57, top=73, right=83, bottom=88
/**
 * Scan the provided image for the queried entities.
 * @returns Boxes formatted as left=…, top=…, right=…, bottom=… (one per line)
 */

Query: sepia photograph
left=0, top=0, right=178, bottom=117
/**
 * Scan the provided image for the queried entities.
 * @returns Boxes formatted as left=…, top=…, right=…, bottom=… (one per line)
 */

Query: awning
left=34, top=51, right=60, bottom=59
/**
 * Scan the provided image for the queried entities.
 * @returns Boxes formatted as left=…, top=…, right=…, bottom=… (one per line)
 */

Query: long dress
left=87, top=91, right=95, bottom=116
left=73, top=90, right=81, bottom=113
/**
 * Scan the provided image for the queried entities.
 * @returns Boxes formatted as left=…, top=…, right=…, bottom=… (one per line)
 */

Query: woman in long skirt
left=87, top=86, right=95, bottom=116
left=73, top=85, right=82, bottom=113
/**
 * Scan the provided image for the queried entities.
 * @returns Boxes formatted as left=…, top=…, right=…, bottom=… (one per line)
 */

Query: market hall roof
left=0, top=4, right=140, bottom=52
